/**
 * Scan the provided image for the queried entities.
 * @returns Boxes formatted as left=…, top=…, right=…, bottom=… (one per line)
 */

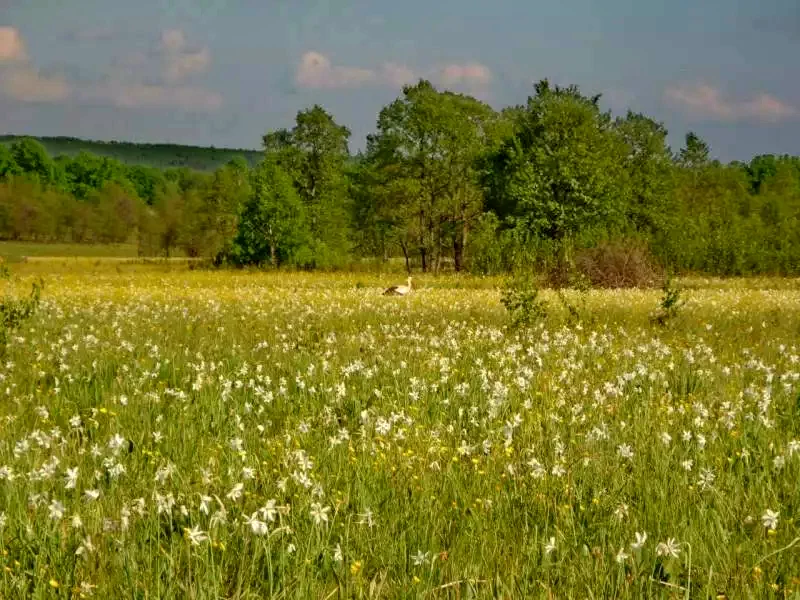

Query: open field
left=0, top=263, right=799, bottom=598
left=0, top=242, right=140, bottom=261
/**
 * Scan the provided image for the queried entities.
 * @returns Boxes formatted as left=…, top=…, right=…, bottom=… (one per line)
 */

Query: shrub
left=0, top=261, right=43, bottom=355
left=649, top=273, right=685, bottom=327
left=574, top=239, right=665, bottom=289
left=500, top=273, right=548, bottom=329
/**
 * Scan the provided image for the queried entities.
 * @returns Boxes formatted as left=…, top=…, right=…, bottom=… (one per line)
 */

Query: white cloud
left=665, top=83, right=797, bottom=123
left=0, top=67, right=70, bottom=102
left=0, top=27, right=68, bottom=103
left=295, top=51, right=376, bottom=89
left=437, top=63, right=491, bottom=87
left=294, top=51, right=492, bottom=94
left=739, top=93, right=797, bottom=121
left=0, top=26, right=27, bottom=62
left=83, top=28, right=220, bottom=111
left=159, top=28, right=212, bottom=83
left=0, top=25, right=222, bottom=112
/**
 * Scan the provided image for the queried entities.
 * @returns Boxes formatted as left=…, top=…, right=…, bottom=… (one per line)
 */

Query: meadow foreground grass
left=0, top=265, right=799, bottom=598
left=0, top=242, right=141, bottom=261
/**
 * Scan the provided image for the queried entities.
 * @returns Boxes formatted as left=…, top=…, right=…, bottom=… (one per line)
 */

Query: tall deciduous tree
left=10, top=138, right=56, bottom=186
left=677, top=132, right=711, bottom=169
left=485, top=79, right=630, bottom=258
left=366, top=80, right=500, bottom=272
left=0, top=145, right=20, bottom=180
left=233, top=158, right=309, bottom=266
left=63, top=152, right=132, bottom=199
left=128, top=165, right=167, bottom=205
left=262, top=105, right=353, bottom=267
left=614, top=111, right=675, bottom=235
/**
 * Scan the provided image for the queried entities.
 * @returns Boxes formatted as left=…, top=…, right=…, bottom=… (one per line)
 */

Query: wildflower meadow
left=0, top=263, right=799, bottom=598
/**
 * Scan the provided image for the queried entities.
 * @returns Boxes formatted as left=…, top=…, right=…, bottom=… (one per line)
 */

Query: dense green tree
left=3, top=80, right=800, bottom=277
left=614, top=111, right=675, bottom=236
left=10, top=138, right=56, bottom=185
left=349, top=154, right=408, bottom=264
left=486, top=80, right=630, bottom=258
left=128, top=165, right=167, bottom=205
left=365, top=80, right=502, bottom=271
left=261, top=105, right=353, bottom=267
left=677, top=132, right=711, bottom=169
left=232, top=159, right=310, bottom=266
left=205, top=159, right=252, bottom=260
left=747, top=154, right=779, bottom=194
left=0, top=146, right=21, bottom=180
left=63, top=152, right=133, bottom=199
left=174, top=160, right=253, bottom=259
left=149, top=184, right=185, bottom=257
left=88, top=182, right=142, bottom=244
left=164, top=167, right=212, bottom=193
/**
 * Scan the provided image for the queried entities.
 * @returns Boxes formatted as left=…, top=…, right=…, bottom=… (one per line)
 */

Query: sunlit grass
left=0, top=263, right=798, bottom=598
left=0, top=241, right=141, bottom=260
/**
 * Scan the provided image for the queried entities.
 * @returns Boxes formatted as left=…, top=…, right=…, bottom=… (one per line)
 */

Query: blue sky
left=0, top=0, right=798, bottom=161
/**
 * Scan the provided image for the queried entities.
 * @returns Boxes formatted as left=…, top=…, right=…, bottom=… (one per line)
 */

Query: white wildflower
left=762, top=509, right=779, bottom=530
left=630, top=531, right=647, bottom=551
left=412, top=550, right=430, bottom=566
left=656, top=538, right=681, bottom=558
left=309, top=502, right=330, bottom=526
left=544, top=537, right=557, bottom=555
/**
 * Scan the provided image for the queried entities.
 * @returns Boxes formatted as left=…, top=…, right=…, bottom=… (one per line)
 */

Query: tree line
left=1, top=78, right=799, bottom=276
left=0, top=135, right=261, bottom=171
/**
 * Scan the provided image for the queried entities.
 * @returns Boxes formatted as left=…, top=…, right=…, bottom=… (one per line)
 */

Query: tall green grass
left=0, top=265, right=798, bottom=598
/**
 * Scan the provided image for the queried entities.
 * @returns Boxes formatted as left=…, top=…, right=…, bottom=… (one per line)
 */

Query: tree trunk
left=454, top=218, right=469, bottom=272
left=400, top=243, right=410, bottom=273
left=270, top=243, right=277, bottom=267
left=434, top=244, right=441, bottom=275
left=420, top=247, right=428, bottom=272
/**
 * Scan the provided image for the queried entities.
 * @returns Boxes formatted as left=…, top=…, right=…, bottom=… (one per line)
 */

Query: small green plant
left=650, top=272, right=684, bottom=327
left=556, top=262, right=593, bottom=325
left=0, top=263, right=44, bottom=355
left=501, top=273, right=548, bottom=329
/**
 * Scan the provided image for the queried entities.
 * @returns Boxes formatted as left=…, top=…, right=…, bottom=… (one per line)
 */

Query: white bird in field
left=383, top=276, right=413, bottom=296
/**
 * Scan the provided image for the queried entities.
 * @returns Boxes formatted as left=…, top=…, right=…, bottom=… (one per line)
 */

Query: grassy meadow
left=0, top=255, right=799, bottom=598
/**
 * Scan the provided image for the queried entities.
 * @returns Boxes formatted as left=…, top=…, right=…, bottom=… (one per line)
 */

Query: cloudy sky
left=1, top=0, right=798, bottom=161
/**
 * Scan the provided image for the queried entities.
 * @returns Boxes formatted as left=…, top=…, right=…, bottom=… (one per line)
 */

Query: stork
left=383, top=276, right=413, bottom=296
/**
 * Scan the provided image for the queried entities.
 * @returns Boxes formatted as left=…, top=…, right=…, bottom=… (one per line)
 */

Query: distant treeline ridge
left=1, top=78, right=799, bottom=277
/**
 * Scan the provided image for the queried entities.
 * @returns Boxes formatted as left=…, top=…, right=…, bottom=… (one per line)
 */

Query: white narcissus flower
left=185, top=525, right=208, bottom=546
left=762, top=509, right=779, bottom=530
left=244, top=513, right=268, bottom=536
left=630, top=531, right=647, bottom=551
left=544, top=537, right=556, bottom=555
left=656, top=538, right=681, bottom=558
left=226, top=483, right=244, bottom=502
left=309, top=503, right=330, bottom=526
left=411, top=550, right=430, bottom=566
left=48, top=500, right=65, bottom=521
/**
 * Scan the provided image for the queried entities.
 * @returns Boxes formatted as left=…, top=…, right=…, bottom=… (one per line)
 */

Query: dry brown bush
left=574, top=240, right=665, bottom=289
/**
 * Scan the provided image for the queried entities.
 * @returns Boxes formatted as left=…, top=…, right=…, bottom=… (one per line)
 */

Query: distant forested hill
left=0, top=135, right=262, bottom=171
